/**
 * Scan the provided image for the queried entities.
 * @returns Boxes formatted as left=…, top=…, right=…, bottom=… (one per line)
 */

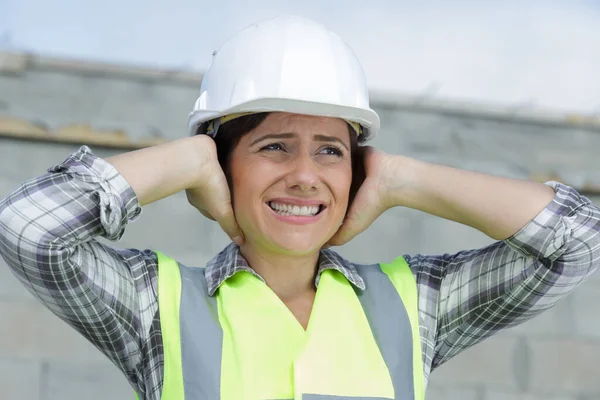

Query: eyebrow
left=314, top=134, right=349, bottom=151
left=249, top=132, right=349, bottom=150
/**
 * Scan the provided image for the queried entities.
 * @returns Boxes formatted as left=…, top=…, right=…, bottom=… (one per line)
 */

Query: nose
left=284, top=153, right=320, bottom=192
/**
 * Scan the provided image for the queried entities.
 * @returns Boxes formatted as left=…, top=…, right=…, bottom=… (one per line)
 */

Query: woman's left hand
left=327, top=144, right=557, bottom=246
left=326, top=147, right=407, bottom=246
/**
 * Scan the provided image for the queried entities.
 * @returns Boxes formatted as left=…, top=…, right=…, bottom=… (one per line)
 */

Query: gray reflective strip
left=271, top=396, right=391, bottom=399
left=355, top=264, right=415, bottom=400
left=303, top=396, right=391, bottom=399
left=179, top=265, right=223, bottom=399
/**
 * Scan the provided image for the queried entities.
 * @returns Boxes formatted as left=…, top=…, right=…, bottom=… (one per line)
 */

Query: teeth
left=269, top=202, right=320, bottom=216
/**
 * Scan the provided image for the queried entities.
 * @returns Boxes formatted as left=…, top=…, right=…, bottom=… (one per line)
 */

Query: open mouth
left=267, top=201, right=326, bottom=217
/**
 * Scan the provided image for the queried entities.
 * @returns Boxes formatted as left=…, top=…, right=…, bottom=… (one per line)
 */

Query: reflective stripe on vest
left=151, top=252, right=424, bottom=400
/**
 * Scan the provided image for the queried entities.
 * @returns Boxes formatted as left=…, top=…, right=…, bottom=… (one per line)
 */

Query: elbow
left=557, top=207, right=600, bottom=277
left=0, top=194, right=32, bottom=243
left=586, top=232, right=600, bottom=275
left=0, top=197, right=17, bottom=245
left=578, top=204, right=600, bottom=273
left=0, top=198, right=23, bottom=268
left=0, top=195, right=52, bottom=266
left=0, top=199, right=70, bottom=281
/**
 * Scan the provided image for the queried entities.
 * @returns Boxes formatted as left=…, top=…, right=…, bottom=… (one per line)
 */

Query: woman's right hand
left=186, top=135, right=244, bottom=245
left=108, top=134, right=244, bottom=245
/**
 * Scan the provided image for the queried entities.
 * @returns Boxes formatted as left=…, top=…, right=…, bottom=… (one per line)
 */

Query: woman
left=0, top=15, right=599, bottom=400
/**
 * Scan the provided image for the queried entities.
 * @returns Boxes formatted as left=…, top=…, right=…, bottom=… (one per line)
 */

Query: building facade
left=1, top=51, right=599, bottom=400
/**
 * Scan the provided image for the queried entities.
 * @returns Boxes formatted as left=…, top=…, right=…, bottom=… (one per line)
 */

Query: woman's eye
left=320, top=146, right=343, bottom=156
left=260, top=143, right=285, bottom=151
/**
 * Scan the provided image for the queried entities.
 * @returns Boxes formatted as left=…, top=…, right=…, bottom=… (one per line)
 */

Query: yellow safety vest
left=136, top=252, right=424, bottom=399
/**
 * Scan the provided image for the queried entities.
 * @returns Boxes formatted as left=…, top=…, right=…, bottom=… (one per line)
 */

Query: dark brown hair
left=203, top=112, right=364, bottom=208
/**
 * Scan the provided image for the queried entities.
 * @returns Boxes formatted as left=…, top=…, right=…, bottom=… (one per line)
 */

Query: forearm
left=393, top=157, right=555, bottom=240
left=428, top=182, right=600, bottom=366
left=107, top=135, right=206, bottom=206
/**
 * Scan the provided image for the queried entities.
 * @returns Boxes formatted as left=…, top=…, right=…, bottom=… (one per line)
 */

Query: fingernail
left=232, top=236, right=243, bottom=246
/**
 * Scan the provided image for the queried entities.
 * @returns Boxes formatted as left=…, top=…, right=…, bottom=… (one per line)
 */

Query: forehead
left=248, top=112, right=350, bottom=139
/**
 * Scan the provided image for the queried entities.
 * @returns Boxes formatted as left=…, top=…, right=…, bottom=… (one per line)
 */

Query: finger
left=197, top=205, right=242, bottom=243
left=210, top=195, right=244, bottom=244
left=199, top=208, right=216, bottom=221
left=218, top=213, right=245, bottom=246
left=328, top=190, right=381, bottom=246
left=327, top=210, right=361, bottom=247
left=186, top=189, right=217, bottom=221
left=197, top=169, right=245, bottom=244
left=198, top=205, right=242, bottom=243
left=329, top=210, right=378, bottom=246
left=204, top=183, right=245, bottom=245
left=327, top=219, right=357, bottom=247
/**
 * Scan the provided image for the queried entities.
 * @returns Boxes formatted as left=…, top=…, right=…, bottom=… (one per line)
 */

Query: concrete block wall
left=1, top=53, right=599, bottom=399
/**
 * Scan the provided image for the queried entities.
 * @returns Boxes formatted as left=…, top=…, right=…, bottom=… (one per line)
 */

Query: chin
left=267, top=235, right=326, bottom=255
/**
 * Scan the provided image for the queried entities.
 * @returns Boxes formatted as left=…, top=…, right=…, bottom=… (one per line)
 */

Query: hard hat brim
left=188, top=97, right=380, bottom=143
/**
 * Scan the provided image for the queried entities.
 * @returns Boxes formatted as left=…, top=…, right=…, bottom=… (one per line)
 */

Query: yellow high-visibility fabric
left=218, top=269, right=394, bottom=399
left=152, top=253, right=424, bottom=400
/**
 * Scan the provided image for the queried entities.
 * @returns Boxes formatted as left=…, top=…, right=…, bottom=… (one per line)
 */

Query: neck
left=239, top=243, right=319, bottom=301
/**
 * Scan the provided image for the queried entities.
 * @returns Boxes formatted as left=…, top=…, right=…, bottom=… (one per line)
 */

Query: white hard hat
left=188, top=15, right=380, bottom=143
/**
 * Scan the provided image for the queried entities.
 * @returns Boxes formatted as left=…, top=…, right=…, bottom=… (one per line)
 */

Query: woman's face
left=230, top=112, right=353, bottom=255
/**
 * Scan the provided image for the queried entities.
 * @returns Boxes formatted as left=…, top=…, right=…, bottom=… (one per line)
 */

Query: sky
left=1, top=0, right=599, bottom=113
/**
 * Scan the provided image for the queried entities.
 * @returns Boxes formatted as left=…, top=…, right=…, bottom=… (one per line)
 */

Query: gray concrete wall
left=1, top=52, right=600, bottom=399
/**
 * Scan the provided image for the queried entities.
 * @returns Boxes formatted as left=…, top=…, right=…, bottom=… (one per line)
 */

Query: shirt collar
left=204, top=243, right=366, bottom=296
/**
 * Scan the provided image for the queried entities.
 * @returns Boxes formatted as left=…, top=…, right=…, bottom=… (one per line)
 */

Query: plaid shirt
left=0, top=146, right=599, bottom=400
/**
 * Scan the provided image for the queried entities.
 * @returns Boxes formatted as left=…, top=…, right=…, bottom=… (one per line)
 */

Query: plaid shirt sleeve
left=0, top=146, right=159, bottom=396
left=406, top=182, right=600, bottom=376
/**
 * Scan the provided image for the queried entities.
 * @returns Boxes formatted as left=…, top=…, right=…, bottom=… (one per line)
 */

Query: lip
left=265, top=200, right=326, bottom=225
